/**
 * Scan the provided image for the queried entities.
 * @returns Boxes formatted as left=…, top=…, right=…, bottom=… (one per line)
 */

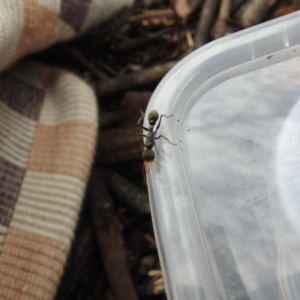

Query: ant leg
left=136, top=133, right=148, bottom=138
left=145, top=160, right=162, bottom=173
left=155, top=114, right=174, bottom=133
left=154, top=141, right=159, bottom=155
left=155, top=135, right=177, bottom=145
left=137, top=109, right=149, bottom=131
left=142, top=162, right=148, bottom=187
left=138, top=124, right=149, bottom=131
left=139, top=109, right=144, bottom=118
left=153, top=160, right=163, bottom=168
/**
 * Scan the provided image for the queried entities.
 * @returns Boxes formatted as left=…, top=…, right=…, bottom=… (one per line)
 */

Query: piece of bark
left=143, top=0, right=154, bottom=7
left=97, top=126, right=143, bottom=164
left=68, top=226, right=96, bottom=297
left=235, top=0, right=274, bottom=27
left=212, top=0, right=233, bottom=39
left=106, top=290, right=116, bottom=300
left=55, top=198, right=99, bottom=300
left=138, top=255, right=157, bottom=277
left=194, top=0, right=220, bottom=48
left=271, top=5, right=300, bottom=19
left=96, top=61, right=177, bottom=98
left=100, top=91, right=152, bottom=128
left=91, top=270, right=107, bottom=300
left=105, top=169, right=150, bottom=214
left=231, top=0, right=245, bottom=14
left=137, top=277, right=155, bottom=297
left=88, top=166, right=139, bottom=300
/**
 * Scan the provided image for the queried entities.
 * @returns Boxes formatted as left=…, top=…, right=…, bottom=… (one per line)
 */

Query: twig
left=96, top=60, right=119, bottom=76
left=105, top=169, right=151, bottom=214
left=174, top=0, right=204, bottom=23
left=235, top=0, right=274, bottom=27
left=115, top=35, right=164, bottom=52
left=64, top=47, right=108, bottom=79
left=113, top=28, right=171, bottom=52
left=97, top=126, right=143, bottom=164
left=212, top=0, right=232, bottom=39
left=96, top=61, right=177, bottom=98
left=148, top=270, right=164, bottom=294
left=190, top=0, right=204, bottom=10
left=144, top=233, right=157, bottom=249
left=148, top=270, right=162, bottom=277
left=88, top=166, right=139, bottom=300
left=128, top=9, right=175, bottom=22
left=194, top=0, right=220, bottom=48
left=153, top=277, right=165, bottom=294
left=226, top=17, right=248, bottom=29
left=185, top=29, right=195, bottom=48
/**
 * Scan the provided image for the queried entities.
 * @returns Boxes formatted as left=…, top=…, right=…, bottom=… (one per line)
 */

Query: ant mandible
left=136, top=109, right=176, bottom=172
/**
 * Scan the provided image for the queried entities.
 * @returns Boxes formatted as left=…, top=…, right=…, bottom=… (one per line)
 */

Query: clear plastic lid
left=145, top=11, right=300, bottom=300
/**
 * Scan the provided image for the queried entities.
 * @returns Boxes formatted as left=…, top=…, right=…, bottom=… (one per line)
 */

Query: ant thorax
left=145, top=132, right=155, bottom=149
left=148, top=125, right=154, bottom=131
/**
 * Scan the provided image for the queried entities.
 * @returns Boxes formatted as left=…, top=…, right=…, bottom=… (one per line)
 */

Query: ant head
left=148, top=110, right=159, bottom=125
left=142, top=149, right=154, bottom=162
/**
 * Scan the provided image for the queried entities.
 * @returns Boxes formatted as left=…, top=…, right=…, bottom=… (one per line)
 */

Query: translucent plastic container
left=145, top=11, right=300, bottom=300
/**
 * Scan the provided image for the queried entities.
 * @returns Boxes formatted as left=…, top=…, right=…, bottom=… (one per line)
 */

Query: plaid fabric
left=0, top=0, right=133, bottom=299
left=0, top=0, right=133, bottom=71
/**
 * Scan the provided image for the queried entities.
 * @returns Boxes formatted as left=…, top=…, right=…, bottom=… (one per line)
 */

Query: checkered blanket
left=0, top=1, right=132, bottom=299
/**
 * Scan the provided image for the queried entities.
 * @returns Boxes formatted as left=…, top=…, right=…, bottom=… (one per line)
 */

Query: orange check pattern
left=0, top=61, right=97, bottom=300
left=0, top=0, right=133, bottom=299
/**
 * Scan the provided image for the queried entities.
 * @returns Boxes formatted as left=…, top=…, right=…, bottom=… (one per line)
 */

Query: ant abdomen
left=142, top=149, right=155, bottom=162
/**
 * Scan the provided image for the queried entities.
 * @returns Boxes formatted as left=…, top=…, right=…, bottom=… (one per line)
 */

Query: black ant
left=136, top=109, right=176, bottom=173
